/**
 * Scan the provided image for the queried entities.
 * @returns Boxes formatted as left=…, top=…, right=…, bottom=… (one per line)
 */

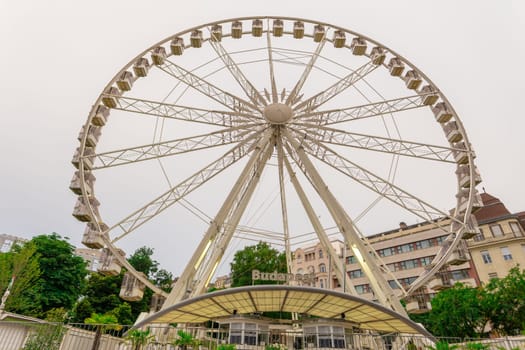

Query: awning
left=135, top=285, right=433, bottom=337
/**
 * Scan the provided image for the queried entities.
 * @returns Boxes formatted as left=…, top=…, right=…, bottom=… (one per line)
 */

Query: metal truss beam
left=293, top=61, right=379, bottom=113
left=208, top=28, right=267, bottom=107
left=293, top=130, right=455, bottom=223
left=295, top=94, right=430, bottom=125
left=108, top=130, right=266, bottom=244
left=290, top=124, right=456, bottom=163
left=92, top=125, right=260, bottom=169
left=106, top=95, right=258, bottom=126
left=159, top=59, right=261, bottom=113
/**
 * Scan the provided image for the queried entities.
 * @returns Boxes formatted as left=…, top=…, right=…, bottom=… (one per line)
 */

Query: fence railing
left=0, top=321, right=524, bottom=350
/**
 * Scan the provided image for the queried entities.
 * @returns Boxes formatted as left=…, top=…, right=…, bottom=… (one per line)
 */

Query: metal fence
left=0, top=321, right=524, bottom=350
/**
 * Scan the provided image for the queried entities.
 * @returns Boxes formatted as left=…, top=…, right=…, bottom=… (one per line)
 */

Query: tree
left=30, top=233, right=88, bottom=315
left=154, top=268, right=174, bottom=292
left=71, top=246, right=172, bottom=324
left=230, top=242, right=287, bottom=287
left=0, top=242, right=41, bottom=315
left=126, top=329, right=155, bottom=350
left=426, top=283, right=490, bottom=338
left=484, top=267, right=525, bottom=335
left=128, top=246, right=159, bottom=279
left=172, top=329, right=199, bottom=350
left=85, top=312, right=121, bottom=350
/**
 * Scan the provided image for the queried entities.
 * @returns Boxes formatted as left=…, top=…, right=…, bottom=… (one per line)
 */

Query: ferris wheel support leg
left=282, top=128, right=407, bottom=316
left=163, top=129, right=274, bottom=308
left=191, top=137, right=275, bottom=296
left=276, top=135, right=293, bottom=274
left=281, top=145, right=356, bottom=296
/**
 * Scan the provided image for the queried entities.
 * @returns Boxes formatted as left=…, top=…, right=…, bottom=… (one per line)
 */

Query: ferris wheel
left=71, top=16, right=483, bottom=316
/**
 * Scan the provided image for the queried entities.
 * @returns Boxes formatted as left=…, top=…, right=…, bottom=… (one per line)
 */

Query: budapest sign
left=252, top=269, right=315, bottom=283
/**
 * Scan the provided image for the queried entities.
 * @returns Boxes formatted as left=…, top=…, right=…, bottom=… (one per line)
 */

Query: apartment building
left=467, top=193, right=525, bottom=284
left=290, top=192, right=523, bottom=313
left=0, top=234, right=27, bottom=253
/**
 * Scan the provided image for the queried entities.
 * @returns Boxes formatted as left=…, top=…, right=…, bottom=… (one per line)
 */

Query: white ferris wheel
left=71, top=16, right=483, bottom=317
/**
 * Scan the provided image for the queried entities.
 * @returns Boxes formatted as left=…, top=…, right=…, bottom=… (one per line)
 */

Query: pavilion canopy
left=135, top=285, right=432, bottom=337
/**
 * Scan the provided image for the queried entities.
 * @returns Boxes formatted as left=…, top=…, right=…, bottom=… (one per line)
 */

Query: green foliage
left=217, top=344, right=236, bottom=350
left=0, top=242, right=42, bottom=316
left=425, top=341, right=459, bottom=350
left=22, top=323, right=66, bottom=350
left=110, top=302, right=134, bottom=326
left=126, top=329, right=155, bottom=350
left=84, top=312, right=120, bottom=329
left=463, top=342, right=489, bottom=350
left=484, top=267, right=525, bottom=335
left=230, top=242, right=287, bottom=287
left=172, top=329, right=199, bottom=350
left=85, top=312, right=122, bottom=350
left=71, top=246, right=172, bottom=324
left=426, top=283, right=490, bottom=338
left=265, top=344, right=287, bottom=350
left=18, top=233, right=88, bottom=317
left=154, top=268, right=174, bottom=292
left=44, top=307, right=67, bottom=322
left=128, top=246, right=159, bottom=279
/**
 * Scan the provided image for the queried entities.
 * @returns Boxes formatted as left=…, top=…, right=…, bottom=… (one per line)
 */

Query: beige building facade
left=290, top=192, right=523, bottom=312
left=466, top=193, right=525, bottom=284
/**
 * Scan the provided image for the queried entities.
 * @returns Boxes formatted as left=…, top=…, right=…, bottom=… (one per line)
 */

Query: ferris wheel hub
left=263, top=103, right=293, bottom=124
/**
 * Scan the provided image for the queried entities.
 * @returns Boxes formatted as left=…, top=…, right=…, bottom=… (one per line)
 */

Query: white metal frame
left=73, top=16, right=481, bottom=316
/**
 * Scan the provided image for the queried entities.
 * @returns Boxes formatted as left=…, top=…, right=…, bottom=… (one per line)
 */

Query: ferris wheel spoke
left=294, top=94, right=430, bottom=125
left=107, top=129, right=270, bottom=243
left=290, top=124, right=456, bottom=163
left=293, top=61, right=379, bottom=114
left=207, top=27, right=267, bottom=107
left=158, top=59, right=261, bottom=114
left=292, top=130, right=453, bottom=223
left=285, top=33, right=327, bottom=106
left=266, top=25, right=278, bottom=103
left=164, top=130, right=275, bottom=305
left=92, top=125, right=262, bottom=169
left=107, top=95, right=258, bottom=126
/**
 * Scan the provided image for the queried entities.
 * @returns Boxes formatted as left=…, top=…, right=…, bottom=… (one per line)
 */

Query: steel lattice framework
left=71, top=16, right=482, bottom=319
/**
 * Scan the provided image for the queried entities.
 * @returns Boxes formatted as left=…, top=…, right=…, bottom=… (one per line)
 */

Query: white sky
left=1, top=0, right=524, bottom=276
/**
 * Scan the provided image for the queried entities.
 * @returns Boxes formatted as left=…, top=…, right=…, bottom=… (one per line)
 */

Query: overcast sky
left=1, top=0, right=524, bottom=275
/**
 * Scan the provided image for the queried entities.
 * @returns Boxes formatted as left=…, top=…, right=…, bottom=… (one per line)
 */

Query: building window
left=473, top=228, right=485, bottom=242
left=355, top=284, right=371, bottom=294
left=510, top=222, right=523, bottom=236
left=490, top=224, right=503, bottom=237
left=346, top=256, right=357, bottom=264
left=319, top=264, right=326, bottom=273
left=318, top=249, right=323, bottom=258
left=451, top=269, right=470, bottom=280
left=488, top=272, right=498, bottom=280
left=1, top=239, right=13, bottom=253
left=348, top=269, right=363, bottom=279
left=501, top=246, right=513, bottom=261
left=481, top=250, right=492, bottom=264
